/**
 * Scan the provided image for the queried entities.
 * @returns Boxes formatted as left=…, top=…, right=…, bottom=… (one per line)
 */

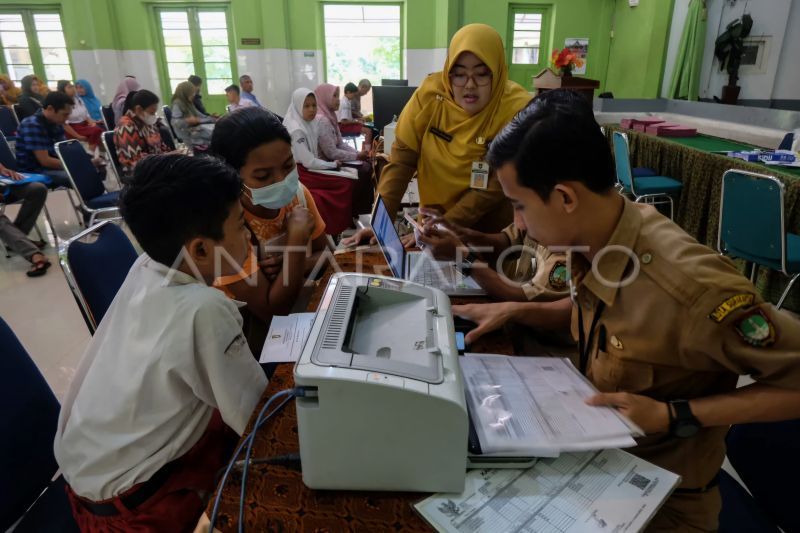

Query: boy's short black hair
left=344, top=82, right=358, bottom=94
left=225, top=84, right=240, bottom=95
left=120, top=154, right=242, bottom=266
left=487, top=89, right=615, bottom=201
left=210, top=107, right=291, bottom=170
left=188, top=75, right=202, bottom=86
left=44, top=91, right=75, bottom=112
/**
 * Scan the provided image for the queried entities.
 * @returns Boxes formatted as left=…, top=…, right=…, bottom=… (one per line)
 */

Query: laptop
left=370, top=195, right=486, bottom=297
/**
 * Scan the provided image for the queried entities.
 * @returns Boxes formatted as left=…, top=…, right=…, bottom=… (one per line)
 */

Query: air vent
left=321, top=285, right=353, bottom=349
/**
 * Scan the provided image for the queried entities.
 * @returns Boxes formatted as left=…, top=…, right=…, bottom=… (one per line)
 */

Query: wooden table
left=208, top=249, right=516, bottom=531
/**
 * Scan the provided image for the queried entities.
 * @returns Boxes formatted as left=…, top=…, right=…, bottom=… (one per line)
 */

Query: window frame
left=0, top=7, right=73, bottom=89
left=320, top=1, right=405, bottom=86
left=506, top=4, right=551, bottom=70
left=152, top=4, right=238, bottom=107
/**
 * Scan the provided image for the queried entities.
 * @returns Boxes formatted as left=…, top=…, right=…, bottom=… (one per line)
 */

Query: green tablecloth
left=605, top=125, right=800, bottom=312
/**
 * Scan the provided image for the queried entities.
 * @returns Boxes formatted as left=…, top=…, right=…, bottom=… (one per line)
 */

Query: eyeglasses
left=449, top=72, right=492, bottom=87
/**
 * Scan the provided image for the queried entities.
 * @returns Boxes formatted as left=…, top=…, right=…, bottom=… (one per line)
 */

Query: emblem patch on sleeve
left=709, top=293, right=755, bottom=322
left=734, top=309, right=776, bottom=347
left=548, top=261, right=568, bottom=290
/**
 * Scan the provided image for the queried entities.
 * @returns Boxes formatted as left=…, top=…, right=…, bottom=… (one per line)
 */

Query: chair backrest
left=0, top=105, right=19, bottom=137
left=0, top=130, right=18, bottom=170
left=101, top=104, right=115, bottom=130
left=612, top=131, right=635, bottom=193
left=11, top=103, right=24, bottom=122
left=101, top=130, right=123, bottom=180
left=59, top=220, right=139, bottom=332
left=718, top=170, right=786, bottom=271
left=0, top=316, right=61, bottom=530
left=777, top=132, right=794, bottom=151
left=162, top=105, right=181, bottom=143
left=55, top=139, right=106, bottom=202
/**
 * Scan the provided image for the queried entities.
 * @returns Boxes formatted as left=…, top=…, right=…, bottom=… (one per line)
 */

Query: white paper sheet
left=461, top=355, right=640, bottom=456
left=415, top=449, right=680, bottom=533
left=313, top=167, right=359, bottom=180
left=259, top=313, right=316, bottom=364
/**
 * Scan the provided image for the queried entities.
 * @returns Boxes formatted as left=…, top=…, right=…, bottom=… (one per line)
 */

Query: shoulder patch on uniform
left=734, top=309, right=776, bottom=347
left=548, top=261, right=568, bottom=290
left=708, top=293, right=755, bottom=323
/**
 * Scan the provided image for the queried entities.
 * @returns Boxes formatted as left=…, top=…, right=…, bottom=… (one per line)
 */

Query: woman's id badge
left=470, top=161, right=489, bottom=190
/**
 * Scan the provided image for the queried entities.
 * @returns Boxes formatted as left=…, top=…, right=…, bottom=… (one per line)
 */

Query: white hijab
left=283, top=88, right=320, bottom=155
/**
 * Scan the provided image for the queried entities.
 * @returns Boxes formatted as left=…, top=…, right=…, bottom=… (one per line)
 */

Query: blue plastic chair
left=717, top=169, right=800, bottom=309
left=59, top=220, right=139, bottom=333
left=55, top=139, right=120, bottom=226
left=718, top=420, right=800, bottom=533
left=101, top=130, right=123, bottom=187
left=0, top=105, right=18, bottom=141
left=0, top=316, right=79, bottom=532
left=612, top=131, right=683, bottom=219
left=101, top=104, right=115, bottom=130
left=162, top=105, right=181, bottom=143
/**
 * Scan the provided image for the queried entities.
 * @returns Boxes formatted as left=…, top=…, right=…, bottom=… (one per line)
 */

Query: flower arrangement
left=550, top=48, right=585, bottom=76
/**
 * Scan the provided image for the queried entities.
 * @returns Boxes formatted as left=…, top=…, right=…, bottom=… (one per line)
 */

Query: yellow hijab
left=394, top=23, right=531, bottom=212
left=0, top=74, right=21, bottom=105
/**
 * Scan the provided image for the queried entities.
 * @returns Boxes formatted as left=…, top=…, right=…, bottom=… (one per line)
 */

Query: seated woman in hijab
left=112, top=76, right=140, bottom=124
left=170, top=81, right=216, bottom=150
left=58, top=80, right=104, bottom=151
left=74, top=79, right=103, bottom=123
left=16, top=75, right=46, bottom=121
left=283, top=87, right=356, bottom=235
left=314, top=83, right=374, bottom=218
left=343, top=23, right=531, bottom=247
left=0, top=75, right=21, bottom=106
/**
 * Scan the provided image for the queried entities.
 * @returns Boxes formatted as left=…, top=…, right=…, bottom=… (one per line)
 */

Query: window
left=156, top=8, right=235, bottom=96
left=511, top=12, right=542, bottom=65
left=0, top=10, right=72, bottom=89
left=323, top=4, right=402, bottom=114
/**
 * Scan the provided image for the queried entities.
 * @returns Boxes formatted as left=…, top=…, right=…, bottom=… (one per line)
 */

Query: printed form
left=259, top=313, right=315, bottom=364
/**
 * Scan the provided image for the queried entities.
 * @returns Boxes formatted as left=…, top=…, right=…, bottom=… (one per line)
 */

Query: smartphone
left=455, top=331, right=466, bottom=354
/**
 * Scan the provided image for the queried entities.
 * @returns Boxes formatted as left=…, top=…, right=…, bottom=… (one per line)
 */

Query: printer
left=294, top=272, right=469, bottom=493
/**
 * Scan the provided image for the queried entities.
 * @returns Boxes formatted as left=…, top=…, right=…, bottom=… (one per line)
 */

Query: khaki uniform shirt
left=501, top=224, right=570, bottom=302
left=571, top=201, right=800, bottom=490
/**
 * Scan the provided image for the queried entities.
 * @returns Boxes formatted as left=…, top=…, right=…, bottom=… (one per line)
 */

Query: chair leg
left=42, top=205, right=59, bottom=248
left=776, top=273, right=800, bottom=310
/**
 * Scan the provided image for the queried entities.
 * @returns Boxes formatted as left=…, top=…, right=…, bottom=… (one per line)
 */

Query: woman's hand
left=287, top=206, right=315, bottom=242
left=357, top=150, right=368, bottom=161
left=259, top=254, right=283, bottom=281
left=400, top=232, right=416, bottom=249
left=341, top=227, right=375, bottom=247
left=186, top=116, right=201, bottom=127
left=585, top=393, right=670, bottom=435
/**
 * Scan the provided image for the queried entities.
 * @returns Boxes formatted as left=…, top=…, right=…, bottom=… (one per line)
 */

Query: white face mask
left=141, top=113, right=158, bottom=126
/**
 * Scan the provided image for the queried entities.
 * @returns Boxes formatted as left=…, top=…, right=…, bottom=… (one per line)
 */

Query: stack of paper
left=415, top=448, right=680, bottom=533
left=258, top=313, right=315, bottom=364
left=461, top=355, right=641, bottom=457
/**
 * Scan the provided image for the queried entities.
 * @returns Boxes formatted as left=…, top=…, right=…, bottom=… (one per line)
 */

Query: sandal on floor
left=27, top=258, right=51, bottom=277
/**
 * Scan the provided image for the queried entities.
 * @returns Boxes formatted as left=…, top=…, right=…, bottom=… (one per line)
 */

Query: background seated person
left=74, top=79, right=102, bottom=122
left=58, top=80, right=104, bottom=152
left=225, top=84, right=256, bottom=113
left=114, top=90, right=170, bottom=179
left=0, top=163, right=50, bottom=276
left=350, top=78, right=371, bottom=120
left=170, top=81, right=215, bottom=150
left=16, top=75, right=45, bottom=121
left=338, top=82, right=372, bottom=149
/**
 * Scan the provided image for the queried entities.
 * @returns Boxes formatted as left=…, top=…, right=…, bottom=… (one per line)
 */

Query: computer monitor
left=381, top=79, right=408, bottom=86
left=372, top=85, right=417, bottom=132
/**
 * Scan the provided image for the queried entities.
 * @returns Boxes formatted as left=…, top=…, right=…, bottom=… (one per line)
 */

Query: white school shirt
left=53, top=254, right=268, bottom=501
left=67, top=96, right=90, bottom=124
left=229, top=98, right=257, bottom=112
left=337, top=96, right=353, bottom=121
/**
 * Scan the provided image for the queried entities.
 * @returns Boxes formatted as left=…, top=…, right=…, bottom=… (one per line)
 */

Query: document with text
left=259, top=313, right=315, bottom=364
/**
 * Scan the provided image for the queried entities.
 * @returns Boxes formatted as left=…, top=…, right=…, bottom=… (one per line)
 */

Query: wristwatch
left=668, top=399, right=701, bottom=438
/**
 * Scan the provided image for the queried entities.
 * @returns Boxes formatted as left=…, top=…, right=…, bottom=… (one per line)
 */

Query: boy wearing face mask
left=210, top=107, right=328, bottom=348
left=114, top=90, right=170, bottom=179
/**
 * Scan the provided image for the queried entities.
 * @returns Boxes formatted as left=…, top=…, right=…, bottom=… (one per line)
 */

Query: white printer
left=294, top=273, right=469, bottom=493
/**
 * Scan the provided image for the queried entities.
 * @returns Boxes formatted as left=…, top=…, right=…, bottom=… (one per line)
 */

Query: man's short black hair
left=188, top=75, right=202, bottom=86
left=210, top=107, right=291, bottom=170
left=44, top=91, right=74, bottom=112
left=225, top=84, right=240, bottom=95
left=487, top=89, right=615, bottom=200
left=344, top=82, right=358, bottom=94
left=120, top=154, right=242, bottom=266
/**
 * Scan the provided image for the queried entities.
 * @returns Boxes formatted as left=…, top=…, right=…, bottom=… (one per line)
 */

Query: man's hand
left=417, top=225, right=464, bottom=261
left=0, top=165, right=23, bottom=181
left=586, top=393, right=670, bottom=434
left=400, top=232, right=416, bottom=250
left=452, top=302, right=514, bottom=345
left=287, top=206, right=314, bottom=242
left=341, top=227, right=375, bottom=247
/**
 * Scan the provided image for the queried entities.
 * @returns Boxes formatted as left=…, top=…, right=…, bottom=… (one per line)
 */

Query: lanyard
left=577, top=300, right=606, bottom=376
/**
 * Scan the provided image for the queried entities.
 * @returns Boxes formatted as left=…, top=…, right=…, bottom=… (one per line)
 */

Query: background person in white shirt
left=225, top=84, right=257, bottom=113
left=338, top=82, right=373, bottom=149
left=54, top=154, right=268, bottom=532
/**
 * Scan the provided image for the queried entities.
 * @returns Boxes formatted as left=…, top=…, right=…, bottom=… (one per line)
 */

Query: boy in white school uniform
left=54, top=154, right=268, bottom=532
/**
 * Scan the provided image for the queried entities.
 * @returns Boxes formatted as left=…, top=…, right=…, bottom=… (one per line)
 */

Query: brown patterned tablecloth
left=209, top=249, right=515, bottom=531
left=604, top=126, right=800, bottom=312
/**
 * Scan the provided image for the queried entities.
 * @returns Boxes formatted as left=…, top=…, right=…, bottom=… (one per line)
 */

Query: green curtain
left=669, top=0, right=707, bottom=101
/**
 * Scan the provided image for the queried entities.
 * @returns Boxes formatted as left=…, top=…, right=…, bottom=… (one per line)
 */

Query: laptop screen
left=371, top=195, right=405, bottom=278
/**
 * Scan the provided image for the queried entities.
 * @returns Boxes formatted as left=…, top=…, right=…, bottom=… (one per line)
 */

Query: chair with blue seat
left=101, top=104, right=115, bottom=130
left=59, top=220, right=139, bottom=333
left=717, top=169, right=800, bottom=309
left=612, top=131, right=683, bottom=219
left=101, top=130, right=124, bottom=187
left=55, top=139, right=120, bottom=226
left=162, top=105, right=181, bottom=143
left=0, top=316, right=80, bottom=532
left=718, top=419, right=800, bottom=533
left=0, top=105, right=19, bottom=141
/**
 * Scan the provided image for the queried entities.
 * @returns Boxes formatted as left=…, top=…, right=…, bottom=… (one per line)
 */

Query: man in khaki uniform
left=455, top=89, right=800, bottom=531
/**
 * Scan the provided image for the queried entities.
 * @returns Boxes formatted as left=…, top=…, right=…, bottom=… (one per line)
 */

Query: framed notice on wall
left=565, top=38, right=589, bottom=75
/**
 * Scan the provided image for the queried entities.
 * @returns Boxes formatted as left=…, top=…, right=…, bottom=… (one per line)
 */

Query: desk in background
left=208, top=250, right=517, bottom=531
left=605, top=125, right=800, bottom=312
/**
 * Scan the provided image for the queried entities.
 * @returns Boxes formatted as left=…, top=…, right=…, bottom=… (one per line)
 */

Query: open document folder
left=461, top=355, right=642, bottom=457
